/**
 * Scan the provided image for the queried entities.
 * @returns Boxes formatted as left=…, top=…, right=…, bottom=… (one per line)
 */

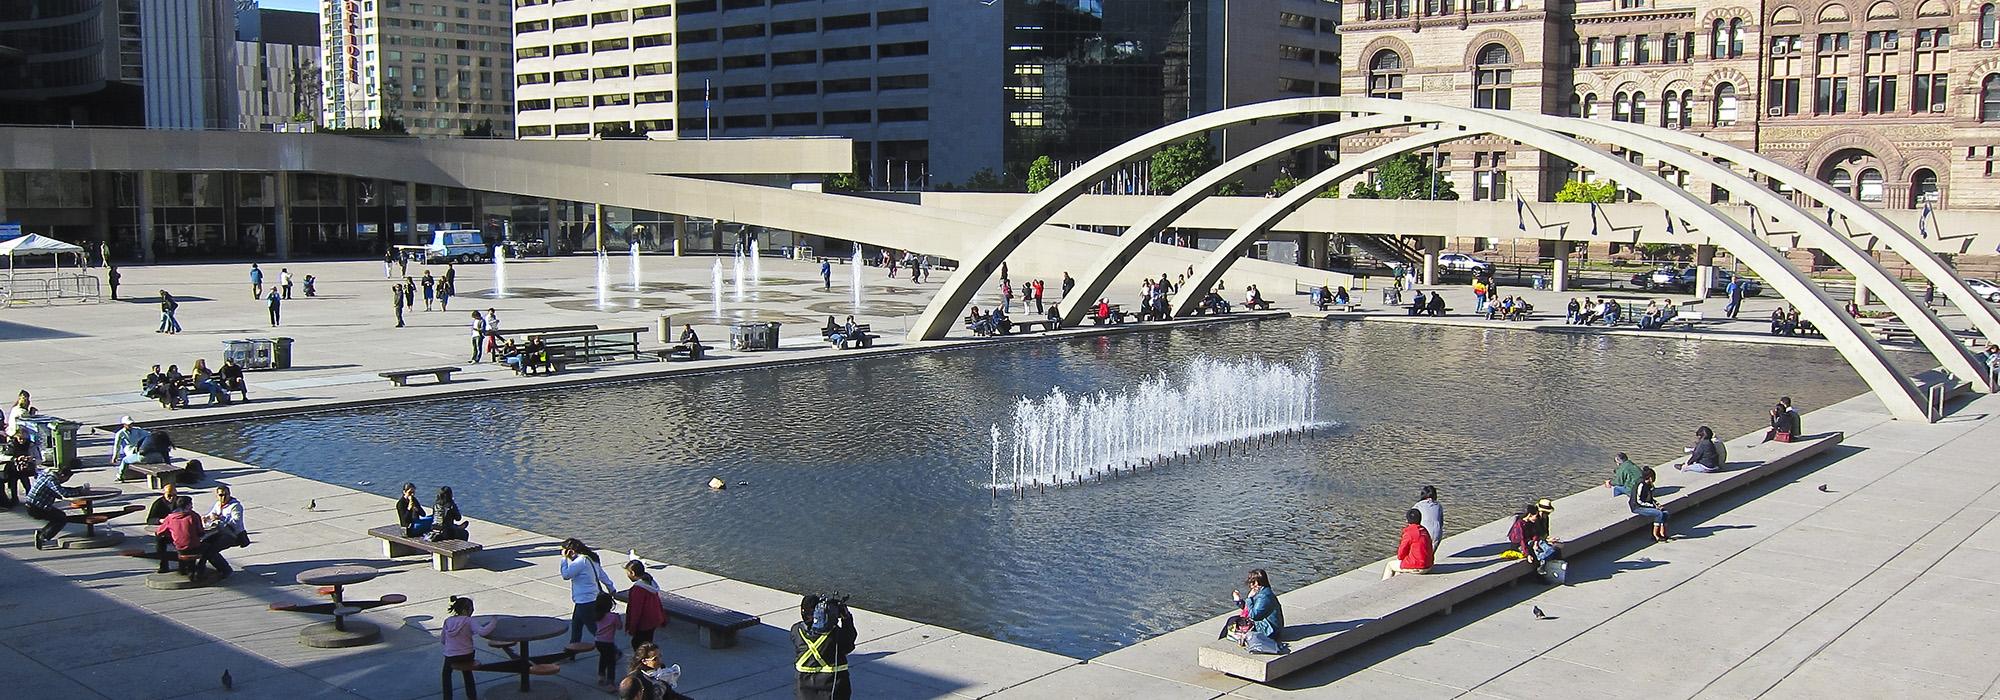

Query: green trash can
left=272, top=337, right=294, bottom=369
left=24, top=417, right=80, bottom=471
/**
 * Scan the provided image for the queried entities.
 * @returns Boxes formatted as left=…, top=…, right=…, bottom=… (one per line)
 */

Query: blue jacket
left=1245, top=587, right=1284, bottom=640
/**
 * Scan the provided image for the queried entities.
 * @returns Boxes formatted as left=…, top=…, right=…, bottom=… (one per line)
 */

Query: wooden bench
left=1245, top=300, right=1276, bottom=311
left=823, top=324, right=876, bottom=349
left=654, top=343, right=713, bottom=361
left=366, top=525, right=482, bottom=571
left=1089, top=305, right=1128, bottom=326
left=613, top=587, right=761, bottom=649
left=380, top=367, right=459, bottom=387
left=122, top=461, right=185, bottom=489
left=1319, top=302, right=1362, bottom=313
left=494, top=324, right=598, bottom=343
left=1198, top=430, right=1845, bottom=683
left=531, top=328, right=644, bottom=364
left=1005, top=318, right=1062, bottom=334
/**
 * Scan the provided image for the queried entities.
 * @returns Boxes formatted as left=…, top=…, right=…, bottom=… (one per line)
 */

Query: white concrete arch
left=1610, top=121, right=2000, bottom=348
left=1493, top=112, right=1992, bottom=392
left=1057, top=113, right=1424, bottom=327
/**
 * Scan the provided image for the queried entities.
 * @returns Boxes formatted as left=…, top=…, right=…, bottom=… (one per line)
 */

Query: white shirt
left=113, top=425, right=150, bottom=459
left=560, top=555, right=615, bottom=604
left=206, top=498, right=245, bottom=534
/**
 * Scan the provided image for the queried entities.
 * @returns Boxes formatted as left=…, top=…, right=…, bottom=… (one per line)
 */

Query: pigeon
left=1817, top=484, right=1831, bottom=493
left=1532, top=606, right=1547, bottom=620
left=221, top=669, right=233, bottom=690
left=306, top=499, right=317, bottom=511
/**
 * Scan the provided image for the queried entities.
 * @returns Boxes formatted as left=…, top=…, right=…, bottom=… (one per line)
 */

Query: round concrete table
left=286, top=565, right=395, bottom=648
left=478, top=615, right=572, bottom=700
left=58, top=487, right=132, bottom=549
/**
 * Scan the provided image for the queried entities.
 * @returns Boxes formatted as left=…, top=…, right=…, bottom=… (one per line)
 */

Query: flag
left=1516, top=195, right=1527, bottom=232
left=1665, top=209, right=1675, bottom=236
left=1747, top=205, right=1759, bottom=237
left=1917, top=203, right=1932, bottom=239
left=1825, top=208, right=1834, bottom=228
left=1588, top=202, right=1599, bottom=236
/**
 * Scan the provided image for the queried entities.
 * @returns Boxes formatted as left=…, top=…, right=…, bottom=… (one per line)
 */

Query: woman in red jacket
left=623, top=560, right=668, bottom=648
left=1383, top=508, right=1435, bottom=579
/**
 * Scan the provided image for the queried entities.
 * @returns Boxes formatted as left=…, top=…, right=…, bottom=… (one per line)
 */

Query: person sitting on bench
left=1676, top=426, right=1722, bottom=473
left=1507, top=297, right=1533, bottom=320
left=677, top=324, right=702, bottom=353
left=1244, top=285, right=1267, bottom=310
left=1, top=426, right=37, bottom=508
left=1202, top=291, right=1231, bottom=315
left=145, top=483, right=180, bottom=571
left=1383, top=508, right=1435, bottom=579
left=398, top=482, right=433, bottom=537
left=112, top=416, right=154, bottom=480
left=1092, top=300, right=1113, bottom=325
left=1220, top=569, right=1284, bottom=643
left=218, top=358, right=248, bottom=401
left=828, top=315, right=860, bottom=347
left=1408, top=290, right=1427, bottom=316
left=155, top=495, right=229, bottom=579
left=191, top=359, right=231, bottom=406
left=1426, top=291, right=1446, bottom=317
left=430, top=486, right=468, bottom=541
left=140, top=365, right=172, bottom=407
left=135, top=428, right=175, bottom=472
left=1766, top=402, right=1799, bottom=443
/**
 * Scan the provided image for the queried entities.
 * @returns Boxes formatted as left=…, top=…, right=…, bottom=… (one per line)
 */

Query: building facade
left=237, top=7, right=322, bottom=131
left=1338, top=0, right=2000, bottom=211
left=321, top=0, right=515, bottom=136
left=508, top=0, right=1344, bottom=188
left=0, top=0, right=145, bottom=126
left=142, top=0, right=239, bottom=130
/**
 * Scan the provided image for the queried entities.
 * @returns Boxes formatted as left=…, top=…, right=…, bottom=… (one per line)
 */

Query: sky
left=260, top=0, right=319, bottom=12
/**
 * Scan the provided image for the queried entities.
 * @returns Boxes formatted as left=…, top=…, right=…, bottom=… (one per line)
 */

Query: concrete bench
left=615, top=588, right=762, bottom=649
left=1005, top=319, right=1061, bottom=334
left=121, top=461, right=184, bottom=489
left=379, top=367, right=459, bottom=387
left=824, top=324, right=876, bottom=349
left=654, top=344, right=712, bottom=361
left=1319, top=303, right=1362, bottom=313
left=366, top=525, right=482, bottom=571
left=1198, top=430, right=1844, bottom=683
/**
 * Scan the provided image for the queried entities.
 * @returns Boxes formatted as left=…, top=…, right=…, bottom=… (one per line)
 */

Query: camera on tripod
left=808, top=593, right=850, bottom=635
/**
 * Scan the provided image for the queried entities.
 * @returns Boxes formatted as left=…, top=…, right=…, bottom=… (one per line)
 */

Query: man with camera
left=792, top=594, right=857, bottom=699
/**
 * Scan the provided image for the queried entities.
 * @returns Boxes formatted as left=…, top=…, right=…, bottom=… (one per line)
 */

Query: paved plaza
left=1, top=255, right=1997, bottom=698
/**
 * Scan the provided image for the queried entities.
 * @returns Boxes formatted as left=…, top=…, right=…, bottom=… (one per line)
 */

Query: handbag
left=591, top=560, right=616, bottom=620
left=1243, top=631, right=1287, bottom=654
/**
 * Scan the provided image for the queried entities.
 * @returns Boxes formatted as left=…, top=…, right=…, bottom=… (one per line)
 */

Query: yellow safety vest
left=795, top=631, right=848, bottom=673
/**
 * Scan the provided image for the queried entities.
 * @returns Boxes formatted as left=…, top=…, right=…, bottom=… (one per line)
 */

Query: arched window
left=1858, top=168, right=1884, bottom=202
left=1828, top=167, right=1854, bottom=196
left=1631, top=91, right=1648, bottom=123
left=1911, top=169, right=1940, bottom=207
left=1663, top=91, right=1682, bottom=127
left=1983, top=4, right=1998, bottom=46
left=1473, top=44, right=1514, bottom=109
left=1614, top=91, right=1632, bottom=121
left=1714, top=83, right=1739, bottom=124
left=1713, top=19, right=1729, bottom=56
left=1584, top=92, right=1600, bottom=119
left=1678, top=90, right=1693, bottom=127
left=1369, top=50, right=1405, bottom=99
left=1983, top=74, right=2000, bottom=120
left=1730, top=19, right=1746, bottom=56
left=1570, top=93, right=1584, bottom=117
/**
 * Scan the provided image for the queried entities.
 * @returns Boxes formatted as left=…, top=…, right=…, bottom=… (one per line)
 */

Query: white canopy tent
left=0, top=234, right=96, bottom=303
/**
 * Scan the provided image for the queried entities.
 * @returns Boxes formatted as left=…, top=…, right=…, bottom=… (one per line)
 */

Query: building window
left=1582, top=92, right=1599, bottom=119
left=1915, top=74, right=1947, bottom=112
left=1368, top=50, right=1405, bottom=99
left=1636, top=35, right=1651, bottom=63
left=1863, top=75, right=1898, bottom=113
left=1570, top=92, right=1584, bottom=118
left=1983, top=4, right=1998, bottom=46
left=1714, top=83, right=1738, bottom=124
left=1983, top=74, right=2000, bottom=120
left=1615, top=36, right=1630, bottom=65
left=1587, top=37, right=1603, bottom=66
left=1713, top=19, right=1728, bottom=57
left=1665, top=32, right=1680, bottom=62
left=1631, top=91, right=1647, bottom=123
left=1911, top=169, right=1940, bottom=206
left=1472, top=44, right=1512, bottom=109
left=1858, top=168, right=1884, bottom=202
left=1815, top=77, right=1849, bottom=114
left=1614, top=91, right=1631, bottom=121
left=1828, top=167, right=1854, bottom=195
left=1663, top=91, right=1681, bottom=127
left=1730, top=18, right=1745, bottom=56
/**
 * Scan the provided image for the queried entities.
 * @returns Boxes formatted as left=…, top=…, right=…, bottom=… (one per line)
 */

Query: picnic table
left=59, top=487, right=141, bottom=549
left=474, top=615, right=573, bottom=694
left=270, top=565, right=406, bottom=648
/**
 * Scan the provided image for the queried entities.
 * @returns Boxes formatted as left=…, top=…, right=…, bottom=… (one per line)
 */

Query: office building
left=0, top=0, right=145, bottom=126
left=322, top=0, right=516, bottom=136
left=237, top=7, right=323, bottom=131
left=1339, top=0, right=2000, bottom=209
left=510, top=0, right=1345, bottom=188
left=143, top=0, right=240, bottom=130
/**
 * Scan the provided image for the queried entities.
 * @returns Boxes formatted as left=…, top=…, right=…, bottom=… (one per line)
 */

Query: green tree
left=1215, top=180, right=1245, bottom=196
left=823, top=173, right=863, bottom=192
left=1349, top=180, right=1381, bottom=199
left=1026, top=156, right=1058, bottom=193
left=1268, top=176, right=1338, bottom=198
left=1149, top=135, right=1217, bottom=194
left=1553, top=179, right=1619, bottom=203
left=1372, top=154, right=1457, bottom=200
left=962, top=167, right=1006, bottom=192
left=1637, top=243, right=1693, bottom=260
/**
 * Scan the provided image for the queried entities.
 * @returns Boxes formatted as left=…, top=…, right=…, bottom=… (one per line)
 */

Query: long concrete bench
left=1198, top=430, right=1844, bottom=683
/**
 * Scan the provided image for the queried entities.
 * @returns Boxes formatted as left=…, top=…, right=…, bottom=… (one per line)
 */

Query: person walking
left=248, top=263, right=264, bottom=298
left=559, top=539, right=617, bottom=646
left=422, top=271, right=436, bottom=311
left=622, top=561, right=666, bottom=649
left=157, top=290, right=182, bottom=334
left=266, top=286, right=282, bottom=327
left=820, top=259, right=832, bottom=291
left=439, top=276, right=453, bottom=311
left=280, top=268, right=294, bottom=299
left=469, top=312, right=487, bottom=362
left=392, top=283, right=406, bottom=328
left=403, top=275, right=417, bottom=309
left=1061, top=271, right=1075, bottom=300
left=100, top=240, right=111, bottom=268
left=107, top=264, right=120, bottom=301
left=383, top=248, right=395, bottom=279
left=483, top=309, right=502, bottom=358
left=439, top=596, right=496, bottom=700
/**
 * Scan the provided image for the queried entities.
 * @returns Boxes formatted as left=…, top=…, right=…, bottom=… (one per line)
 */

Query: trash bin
left=658, top=314, right=674, bottom=343
left=729, top=322, right=761, bottom=351
left=44, top=419, right=80, bottom=471
left=764, top=322, right=782, bottom=350
left=271, top=337, right=294, bottom=369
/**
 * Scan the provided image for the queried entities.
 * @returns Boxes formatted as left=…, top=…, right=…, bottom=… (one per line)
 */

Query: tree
left=1215, top=180, right=1246, bottom=196
left=1372, top=154, right=1457, bottom=200
left=823, top=173, right=863, bottom=192
left=1268, top=176, right=1338, bottom=199
left=1026, top=156, right=1058, bottom=193
left=464, top=119, right=497, bottom=137
left=1553, top=179, right=1619, bottom=204
left=1349, top=180, right=1381, bottom=199
left=962, top=168, right=1006, bottom=192
left=1149, top=135, right=1217, bottom=194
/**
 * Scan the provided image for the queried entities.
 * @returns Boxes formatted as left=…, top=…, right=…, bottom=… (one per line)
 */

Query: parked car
left=395, top=229, right=490, bottom=265
left=1966, top=277, right=2000, bottom=302
left=1636, top=266, right=1762, bottom=296
left=1437, top=252, right=1492, bottom=272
